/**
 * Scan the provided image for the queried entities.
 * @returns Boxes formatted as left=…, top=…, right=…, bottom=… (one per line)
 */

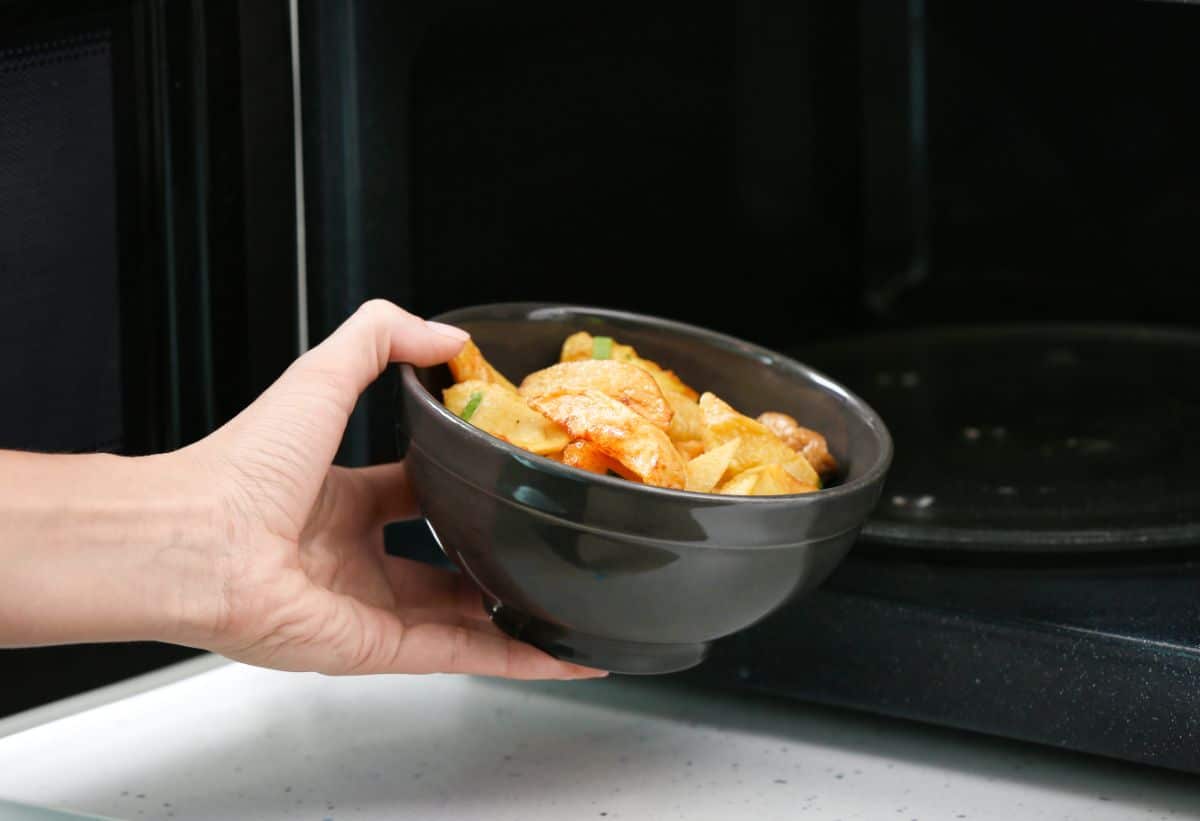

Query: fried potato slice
left=444, top=380, right=568, bottom=455
left=638, top=361, right=699, bottom=403
left=561, top=440, right=640, bottom=480
left=757, top=411, right=838, bottom=476
left=559, top=331, right=596, bottom=363
left=718, top=468, right=760, bottom=495
left=718, top=463, right=816, bottom=496
left=675, top=439, right=705, bottom=461
left=519, top=360, right=673, bottom=430
left=744, top=463, right=817, bottom=495
left=664, top=390, right=705, bottom=443
left=447, top=339, right=518, bottom=393
left=699, top=393, right=820, bottom=487
left=560, top=332, right=699, bottom=401
left=561, top=439, right=612, bottom=475
left=685, top=438, right=740, bottom=493
left=781, top=457, right=821, bottom=490
left=527, top=389, right=686, bottom=489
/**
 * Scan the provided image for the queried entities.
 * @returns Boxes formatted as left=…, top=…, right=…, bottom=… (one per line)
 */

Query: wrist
left=0, top=449, right=224, bottom=648
left=109, top=449, right=230, bottom=648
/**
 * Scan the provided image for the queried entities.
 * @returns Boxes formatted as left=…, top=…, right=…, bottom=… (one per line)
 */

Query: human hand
left=158, top=300, right=604, bottom=679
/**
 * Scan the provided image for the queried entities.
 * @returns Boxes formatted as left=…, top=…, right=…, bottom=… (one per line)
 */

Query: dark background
left=0, top=0, right=297, bottom=717
left=302, top=0, right=1200, bottom=468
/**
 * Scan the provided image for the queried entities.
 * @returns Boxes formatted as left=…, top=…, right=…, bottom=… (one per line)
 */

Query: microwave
left=3, top=0, right=1199, bottom=773
left=0, top=0, right=300, bottom=711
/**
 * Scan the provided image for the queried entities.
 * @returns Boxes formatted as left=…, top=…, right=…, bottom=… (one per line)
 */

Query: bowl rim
left=400, top=302, right=893, bottom=505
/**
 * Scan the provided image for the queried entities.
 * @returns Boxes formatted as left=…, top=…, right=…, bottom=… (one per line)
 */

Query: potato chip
left=718, top=469, right=760, bottom=495
left=664, top=390, right=705, bottom=443
left=519, top=360, right=673, bottom=430
left=642, top=365, right=698, bottom=402
left=743, top=463, right=817, bottom=495
left=448, top=339, right=518, bottom=392
left=699, top=392, right=819, bottom=486
left=675, top=439, right=706, bottom=461
left=444, top=332, right=834, bottom=496
left=559, top=331, right=594, bottom=363
left=782, top=457, right=820, bottom=489
left=560, top=331, right=699, bottom=401
left=444, top=380, right=568, bottom=455
left=527, top=389, right=686, bottom=489
left=685, top=438, right=740, bottom=493
left=561, top=440, right=639, bottom=480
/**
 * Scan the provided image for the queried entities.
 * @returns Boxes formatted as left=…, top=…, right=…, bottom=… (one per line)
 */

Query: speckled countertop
left=0, top=656, right=1197, bottom=821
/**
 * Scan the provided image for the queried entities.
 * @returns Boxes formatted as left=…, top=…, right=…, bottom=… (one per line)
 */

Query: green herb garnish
left=460, top=390, right=484, bottom=422
left=592, top=336, right=614, bottom=360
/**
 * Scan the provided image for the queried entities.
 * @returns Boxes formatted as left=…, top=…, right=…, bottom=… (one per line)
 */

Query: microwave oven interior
left=298, top=0, right=1200, bottom=773
left=2, top=0, right=1198, bottom=777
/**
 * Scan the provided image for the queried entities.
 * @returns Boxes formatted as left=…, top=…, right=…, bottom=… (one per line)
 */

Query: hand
left=0, top=300, right=596, bottom=679
left=173, top=300, right=605, bottom=679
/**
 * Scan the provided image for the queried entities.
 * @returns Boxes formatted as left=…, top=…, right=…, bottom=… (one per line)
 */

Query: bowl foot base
left=489, top=602, right=709, bottom=675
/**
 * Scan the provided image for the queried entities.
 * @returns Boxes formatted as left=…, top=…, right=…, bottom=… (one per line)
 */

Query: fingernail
left=571, top=667, right=609, bottom=679
left=425, top=321, right=471, bottom=342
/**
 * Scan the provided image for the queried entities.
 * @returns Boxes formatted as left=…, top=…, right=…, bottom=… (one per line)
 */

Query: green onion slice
left=460, top=391, right=484, bottom=422
left=592, top=336, right=614, bottom=360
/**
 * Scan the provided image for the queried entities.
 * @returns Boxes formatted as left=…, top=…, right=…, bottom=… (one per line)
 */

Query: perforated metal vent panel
left=0, top=31, right=123, bottom=453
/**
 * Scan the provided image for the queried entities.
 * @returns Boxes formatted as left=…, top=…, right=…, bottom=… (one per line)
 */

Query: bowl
left=397, top=303, right=892, bottom=674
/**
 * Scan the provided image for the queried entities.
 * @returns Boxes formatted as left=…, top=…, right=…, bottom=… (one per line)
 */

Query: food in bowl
left=398, top=303, right=892, bottom=674
left=441, top=332, right=837, bottom=495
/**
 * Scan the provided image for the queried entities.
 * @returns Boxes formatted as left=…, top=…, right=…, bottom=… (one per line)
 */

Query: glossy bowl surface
left=398, top=303, right=891, bottom=674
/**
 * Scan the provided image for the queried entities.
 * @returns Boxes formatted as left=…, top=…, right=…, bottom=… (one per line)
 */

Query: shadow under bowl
left=398, top=303, right=891, bottom=674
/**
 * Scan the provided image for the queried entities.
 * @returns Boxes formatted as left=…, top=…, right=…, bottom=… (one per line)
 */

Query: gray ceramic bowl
left=397, top=304, right=891, bottom=674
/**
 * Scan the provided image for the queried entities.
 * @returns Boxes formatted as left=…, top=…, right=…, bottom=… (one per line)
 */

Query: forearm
left=0, top=450, right=219, bottom=647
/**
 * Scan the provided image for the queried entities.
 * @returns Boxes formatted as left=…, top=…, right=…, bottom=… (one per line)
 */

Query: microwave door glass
left=0, top=32, right=123, bottom=454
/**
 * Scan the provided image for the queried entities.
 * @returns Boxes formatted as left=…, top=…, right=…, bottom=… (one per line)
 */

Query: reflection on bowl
left=398, top=304, right=891, bottom=674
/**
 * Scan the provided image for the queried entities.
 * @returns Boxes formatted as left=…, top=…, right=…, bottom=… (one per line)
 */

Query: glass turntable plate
left=796, top=325, right=1200, bottom=551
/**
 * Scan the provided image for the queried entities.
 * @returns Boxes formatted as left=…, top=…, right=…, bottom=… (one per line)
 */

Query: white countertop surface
left=0, top=655, right=1197, bottom=821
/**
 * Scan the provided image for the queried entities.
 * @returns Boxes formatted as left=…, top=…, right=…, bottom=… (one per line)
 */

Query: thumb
left=219, top=299, right=467, bottom=501
left=292, top=299, right=468, bottom=411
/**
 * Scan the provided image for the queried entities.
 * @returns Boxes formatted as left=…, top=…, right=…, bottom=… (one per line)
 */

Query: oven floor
left=688, top=545, right=1200, bottom=774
